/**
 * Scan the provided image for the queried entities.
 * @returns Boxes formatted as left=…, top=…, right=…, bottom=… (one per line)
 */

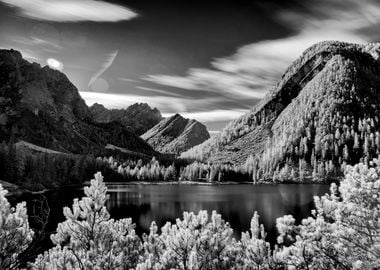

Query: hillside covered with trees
left=182, top=41, right=380, bottom=182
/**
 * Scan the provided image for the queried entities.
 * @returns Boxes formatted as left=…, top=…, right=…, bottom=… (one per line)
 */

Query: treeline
left=0, top=141, right=126, bottom=190
left=180, top=161, right=252, bottom=182
left=101, top=156, right=178, bottom=181
left=103, top=156, right=252, bottom=182
left=0, top=140, right=192, bottom=190
left=102, top=156, right=254, bottom=183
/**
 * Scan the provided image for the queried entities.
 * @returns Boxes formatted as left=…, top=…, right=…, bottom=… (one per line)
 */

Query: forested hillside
left=182, top=41, right=380, bottom=181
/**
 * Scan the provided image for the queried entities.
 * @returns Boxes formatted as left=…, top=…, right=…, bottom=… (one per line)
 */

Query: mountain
left=89, top=102, right=163, bottom=135
left=0, top=49, right=156, bottom=156
left=141, top=114, right=210, bottom=155
left=181, top=41, right=380, bottom=181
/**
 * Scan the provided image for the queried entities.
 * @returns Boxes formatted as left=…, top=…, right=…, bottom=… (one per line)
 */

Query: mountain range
left=182, top=41, right=380, bottom=181
left=2, top=41, right=380, bottom=182
left=0, top=49, right=209, bottom=159
left=89, top=102, right=163, bottom=135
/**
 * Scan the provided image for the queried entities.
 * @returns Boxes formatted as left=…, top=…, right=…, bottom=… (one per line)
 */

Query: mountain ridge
left=181, top=41, right=380, bottom=181
left=89, top=102, right=163, bottom=135
left=141, top=113, right=210, bottom=155
left=0, top=49, right=157, bottom=157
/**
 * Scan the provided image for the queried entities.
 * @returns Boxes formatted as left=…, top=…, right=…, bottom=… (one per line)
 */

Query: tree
left=137, top=211, right=237, bottom=270
left=32, top=172, right=142, bottom=270
left=276, top=160, right=380, bottom=269
left=240, top=212, right=284, bottom=269
left=0, top=184, right=34, bottom=269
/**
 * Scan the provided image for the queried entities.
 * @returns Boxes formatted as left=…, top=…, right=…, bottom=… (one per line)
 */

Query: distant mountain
left=0, top=49, right=156, bottom=156
left=90, top=102, right=163, bottom=135
left=141, top=114, right=210, bottom=155
left=181, top=41, right=380, bottom=181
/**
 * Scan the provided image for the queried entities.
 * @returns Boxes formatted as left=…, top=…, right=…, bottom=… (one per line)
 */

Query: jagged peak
left=141, top=113, right=210, bottom=155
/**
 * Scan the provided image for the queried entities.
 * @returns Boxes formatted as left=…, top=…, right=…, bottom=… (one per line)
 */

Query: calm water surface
left=10, top=183, right=330, bottom=246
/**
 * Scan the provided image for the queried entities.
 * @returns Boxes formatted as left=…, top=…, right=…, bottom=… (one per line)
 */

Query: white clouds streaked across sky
left=162, top=110, right=249, bottom=123
left=79, top=91, right=246, bottom=122
left=0, top=0, right=137, bottom=22
left=2, top=0, right=380, bottom=130
left=146, top=0, right=373, bottom=107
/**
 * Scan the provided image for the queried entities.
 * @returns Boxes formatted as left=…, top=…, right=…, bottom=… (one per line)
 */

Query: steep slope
left=181, top=41, right=380, bottom=181
left=90, top=102, right=163, bottom=135
left=0, top=49, right=156, bottom=156
left=141, top=114, right=210, bottom=155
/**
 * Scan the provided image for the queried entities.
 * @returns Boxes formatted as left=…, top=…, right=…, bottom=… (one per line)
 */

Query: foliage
left=181, top=41, right=380, bottom=183
left=137, top=211, right=238, bottom=270
left=31, top=172, right=142, bottom=270
left=0, top=184, right=34, bottom=269
left=275, top=160, right=380, bottom=269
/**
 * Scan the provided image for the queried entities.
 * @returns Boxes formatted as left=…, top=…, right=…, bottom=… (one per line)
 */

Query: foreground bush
left=0, top=185, right=34, bottom=269
left=1, top=160, right=380, bottom=269
left=31, top=172, right=141, bottom=270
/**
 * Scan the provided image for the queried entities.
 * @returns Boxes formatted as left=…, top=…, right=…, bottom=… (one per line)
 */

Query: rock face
left=141, top=114, right=210, bottom=155
left=0, top=49, right=156, bottom=156
left=181, top=41, right=380, bottom=180
left=90, top=102, right=163, bottom=135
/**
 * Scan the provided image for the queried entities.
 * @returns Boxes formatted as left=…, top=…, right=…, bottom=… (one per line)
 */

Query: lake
left=9, top=183, right=330, bottom=249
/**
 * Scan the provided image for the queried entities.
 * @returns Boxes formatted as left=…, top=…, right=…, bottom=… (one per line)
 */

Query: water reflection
left=9, top=184, right=330, bottom=247
left=105, top=184, right=329, bottom=242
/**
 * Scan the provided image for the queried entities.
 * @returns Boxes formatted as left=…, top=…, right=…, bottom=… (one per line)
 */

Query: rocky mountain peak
left=89, top=102, right=163, bottom=135
left=141, top=114, right=210, bottom=155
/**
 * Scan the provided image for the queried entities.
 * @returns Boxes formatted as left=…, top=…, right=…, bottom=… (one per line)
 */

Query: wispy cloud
left=146, top=0, right=378, bottom=115
left=136, top=86, right=183, bottom=97
left=0, top=0, right=137, bottom=22
left=79, top=91, right=231, bottom=118
left=118, top=78, right=141, bottom=84
left=162, top=109, right=249, bottom=123
left=80, top=91, right=247, bottom=125
left=31, top=37, right=62, bottom=50
left=80, top=91, right=187, bottom=113
left=88, top=50, right=119, bottom=88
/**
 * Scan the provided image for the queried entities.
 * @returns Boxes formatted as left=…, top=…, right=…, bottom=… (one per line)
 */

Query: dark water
left=10, top=183, right=330, bottom=248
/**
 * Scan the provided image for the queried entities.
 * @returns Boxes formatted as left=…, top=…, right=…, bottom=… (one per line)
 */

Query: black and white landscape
left=0, top=1, right=380, bottom=269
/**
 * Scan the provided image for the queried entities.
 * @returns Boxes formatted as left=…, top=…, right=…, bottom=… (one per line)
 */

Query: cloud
left=136, top=86, right=183, bottom=97
left=119, top=78, right=141, bottom=84
left=88, top=50, right=119, bottom=88
left=162, top=109, right=249, bottom=123
left=79, top=91, right=233, bottom=118
left=80, top=91, right=187, bottom=113
left=146, top=0, right=379, bottom=116
left=80, top=91, right=248, bottom=125
left=47, top=58, right=63, bottom=71
left=146, top=70, right=268, bottom=100
left=0, top=0, right=137, bottom=22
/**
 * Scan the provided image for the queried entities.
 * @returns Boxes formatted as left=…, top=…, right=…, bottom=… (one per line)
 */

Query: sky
left=1, top=0, right=380, bottom=132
